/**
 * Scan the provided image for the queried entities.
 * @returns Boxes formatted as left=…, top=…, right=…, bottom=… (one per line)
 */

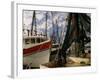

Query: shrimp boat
left=23, top=36, right=51, bottom=68
left=23, top=11, right=51, bottom=68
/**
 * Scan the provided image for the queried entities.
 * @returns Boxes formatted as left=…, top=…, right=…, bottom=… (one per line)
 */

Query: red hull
left=23, top=41, right=51, bottom=56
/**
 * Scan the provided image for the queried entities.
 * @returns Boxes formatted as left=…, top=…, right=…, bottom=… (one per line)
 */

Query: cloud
left=23, top=10, right=68, bottom=37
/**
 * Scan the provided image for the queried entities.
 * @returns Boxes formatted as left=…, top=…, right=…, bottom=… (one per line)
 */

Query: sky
left=23, top=10, right=91, bottom=44
left=23, top=10, right=68, bottom=38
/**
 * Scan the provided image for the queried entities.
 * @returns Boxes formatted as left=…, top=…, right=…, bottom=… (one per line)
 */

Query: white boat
left=23, top=36, right=51, bottom=69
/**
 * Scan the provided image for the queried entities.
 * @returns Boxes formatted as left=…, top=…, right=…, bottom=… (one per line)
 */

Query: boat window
left=31, top=38, right=35, bottom=44
left=37, top=38, right=40, bottom=43
left=25, top=39, right=30, bottom=44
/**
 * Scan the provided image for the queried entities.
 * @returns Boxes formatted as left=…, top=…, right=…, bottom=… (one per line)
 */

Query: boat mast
left=51, top=11, right=56, bottom=43
left=31, top=10, right=37, bottom=36
left=55, top=19, right=60, bottom=44
left=45, top=12, right=48, bottom=39
left=34, top=11, right=37, bottom=36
